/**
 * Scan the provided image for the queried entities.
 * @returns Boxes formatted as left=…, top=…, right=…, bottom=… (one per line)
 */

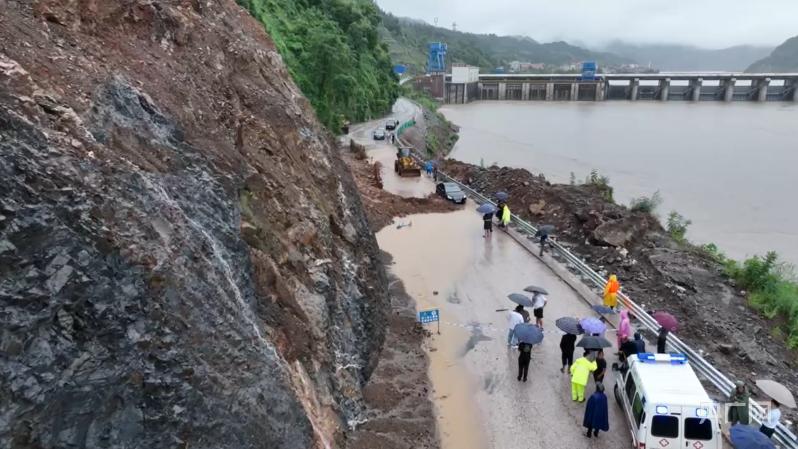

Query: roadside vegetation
left=238, top=0, right=398, bottom=130
left=584, top=169, right=614, bottom=202
left=401, top=85, right=459, bottom=156
left=700, top=246, right=798, bottom=348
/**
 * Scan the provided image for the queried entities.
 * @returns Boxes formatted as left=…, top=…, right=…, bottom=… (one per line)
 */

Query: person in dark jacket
left=495, top=201, right=506, bottom=228
left=583, top=383, right=609, bottom=438
left=620, top=339, right=639, bottom=359
left=483, top=213, right=493, bottom=238
left=517, top=342, right=532, bottom=382
left=560, top=333, right=577, bottom=373
left=593, top=349, right=606, bottom=383
left=633, top=332, right=646, bottom=353
left=657, top=327, right=669, bottom=354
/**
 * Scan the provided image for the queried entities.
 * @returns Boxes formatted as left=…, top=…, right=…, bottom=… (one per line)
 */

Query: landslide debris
left=441, top=161, right=798, bottom=420
left=0, top=1, right=396, bottom=448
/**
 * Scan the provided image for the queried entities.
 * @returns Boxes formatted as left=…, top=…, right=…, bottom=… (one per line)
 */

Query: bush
left=585, top=169, right=614, bottom=202
left=666, top=211, right=691, bottom=242
left=630, top=191, right=662, bottom=214
left=700, top=243, right=728, bottom=264
left=724, top=251, right=798, bottom=348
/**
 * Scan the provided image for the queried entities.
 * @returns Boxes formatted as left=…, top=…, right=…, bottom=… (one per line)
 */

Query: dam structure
left=444, top=70, right=798, bottom=104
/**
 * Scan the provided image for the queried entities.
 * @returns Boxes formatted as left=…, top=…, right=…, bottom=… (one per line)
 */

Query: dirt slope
left=0, top=1, right=395, bottom=448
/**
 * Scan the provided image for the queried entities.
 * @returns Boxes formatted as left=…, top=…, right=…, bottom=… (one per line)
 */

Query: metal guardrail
left=433, top=169, right=798, bottom=448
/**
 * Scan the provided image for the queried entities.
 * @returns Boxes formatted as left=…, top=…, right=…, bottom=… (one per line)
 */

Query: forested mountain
left=605, top=42, right=773, bottom=72
left=379, top=13, right=630, bottom=74
left=747, top=35, right=798, bottom=72
left=238, top=0, right=399, bottom=128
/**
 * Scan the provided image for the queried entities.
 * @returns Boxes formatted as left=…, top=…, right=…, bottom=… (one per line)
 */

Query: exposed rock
left=528, top=199, right=546, bottom=215
left=0, top=2, right=394, bottom=449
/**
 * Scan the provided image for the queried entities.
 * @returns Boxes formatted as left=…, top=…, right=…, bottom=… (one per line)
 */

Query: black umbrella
left=576, top=335, right=612, bottom=349
left=513, top=323, right=544, bottom=345
left=536, top=224, right=555, bottom=236
left=523, top=285, right=549, bottom=295
left=476, top=203, right=497, bottom=214
left=507, top=293, right=535, bottom=307
left=555, top=317, right=583, bottom=335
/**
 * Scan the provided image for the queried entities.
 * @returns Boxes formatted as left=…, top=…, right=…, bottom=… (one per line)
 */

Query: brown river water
left=440, top=101, right=798, bottom=266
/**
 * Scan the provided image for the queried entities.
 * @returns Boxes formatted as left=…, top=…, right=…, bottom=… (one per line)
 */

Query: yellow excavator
left=394, top=147, right=421, bottom=177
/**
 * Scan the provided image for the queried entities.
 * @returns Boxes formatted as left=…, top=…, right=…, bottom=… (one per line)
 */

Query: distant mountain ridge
left=605, top=41, right=773, bottom=72
left=379, top=13, right=630, bottom=74
left=747, top=35, right=798, bottom=72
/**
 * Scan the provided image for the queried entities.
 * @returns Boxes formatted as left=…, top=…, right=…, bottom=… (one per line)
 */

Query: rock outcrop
left=0, top=1, right=389, bottom=448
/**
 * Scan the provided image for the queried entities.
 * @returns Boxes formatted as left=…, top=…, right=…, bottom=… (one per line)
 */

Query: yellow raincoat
left=570, top=356, right=597, bottom=401
left=501, top=205, right=511, bottom=226
left=603, top=274, right=620, bottom=308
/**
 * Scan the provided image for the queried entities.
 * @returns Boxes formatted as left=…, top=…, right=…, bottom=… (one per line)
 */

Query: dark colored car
left=385, top=119, right=398, bottom=130
left=436, top=182, right=467, bottom=204
left=373, top=128, right=386, bottom=140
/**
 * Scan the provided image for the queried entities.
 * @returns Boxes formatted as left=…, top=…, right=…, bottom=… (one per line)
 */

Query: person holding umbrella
left=592, top=349, right=607, bottom=383
left=657, top=327, right=669, bottom=354
left=603, top=274, right=620, bottom=311
left=507, top=305, right=525, bottom=347
left=513, top=323, right=544, bottom=382
left=570, top=351, right=597, bottom=402
left=477, top=203, right=497, bottom=238
left=531, top=291, right=547, bottom=329
left=755, top=379, right=796, bottom=438
left=760, top=399, right=782, bottom=438
left=555, top=317, right=581, bottom=373
left=583, top=383, right=609, bottom=438
left=535, top=225, right=554, bottom=256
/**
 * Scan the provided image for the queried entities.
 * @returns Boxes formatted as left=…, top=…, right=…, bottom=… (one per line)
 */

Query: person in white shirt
left=532, top=293, right=547, bottom=329
left=759, top=400, right=781, bottom=438
left=507, top=306, right=524, bottom=347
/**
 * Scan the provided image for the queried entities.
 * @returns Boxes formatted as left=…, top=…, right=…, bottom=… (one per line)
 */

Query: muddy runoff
left=377, top=209, right=632, bottom=449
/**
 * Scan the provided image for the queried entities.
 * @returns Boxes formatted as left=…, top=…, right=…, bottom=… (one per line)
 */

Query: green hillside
left=238, top=0, right=399, bottom=129
left=380, top=13, right=629, bottom=74
left=747, top=35, right=798, bottom=72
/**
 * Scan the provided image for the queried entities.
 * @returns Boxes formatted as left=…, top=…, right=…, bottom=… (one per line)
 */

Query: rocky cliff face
left=0, top=1, right=389, bottom=448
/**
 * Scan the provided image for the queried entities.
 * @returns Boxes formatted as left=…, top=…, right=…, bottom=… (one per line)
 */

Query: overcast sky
left=375, top=0, right=796, bottom=49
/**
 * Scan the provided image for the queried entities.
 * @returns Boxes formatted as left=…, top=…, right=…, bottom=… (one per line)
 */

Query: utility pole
left=452, top=21, right=457, bottom=32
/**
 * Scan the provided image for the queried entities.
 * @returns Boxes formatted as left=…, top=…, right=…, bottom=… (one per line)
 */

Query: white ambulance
left=612, top=353, right=721, bottom=449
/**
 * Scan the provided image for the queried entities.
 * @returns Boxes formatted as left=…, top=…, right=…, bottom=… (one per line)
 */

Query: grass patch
left=629, top=191, right=662, bottom=214
left=724, top=251, right=798, bottom=348
left=585, top=169, right=614, bottom=203
left=666, top=211, right=692, bottom=242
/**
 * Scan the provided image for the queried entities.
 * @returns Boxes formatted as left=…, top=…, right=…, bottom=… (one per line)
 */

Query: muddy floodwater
left=377, top=209, right=632, bottom=449
left=441, top=101, right=798, bottom=265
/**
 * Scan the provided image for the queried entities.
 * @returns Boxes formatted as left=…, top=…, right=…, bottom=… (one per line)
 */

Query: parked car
left=385, top=119, right=399, bottom=130
left=436, top=182, right=467, bottom=204
left=373, top=128, right=386, bottom=140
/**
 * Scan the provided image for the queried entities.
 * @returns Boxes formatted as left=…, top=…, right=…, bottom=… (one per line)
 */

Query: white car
left=373, top=129, right=386, bottom=140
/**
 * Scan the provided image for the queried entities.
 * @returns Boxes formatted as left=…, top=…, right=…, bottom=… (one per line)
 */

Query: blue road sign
left=418, top=309, right=440, bottom=324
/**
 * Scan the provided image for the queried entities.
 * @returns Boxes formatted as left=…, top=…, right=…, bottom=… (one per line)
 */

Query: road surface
left=349, top=99, right=434, bottom=198
left=377, top=210, right=631, bottom=449
left=351, top=105, right=634, bottom=449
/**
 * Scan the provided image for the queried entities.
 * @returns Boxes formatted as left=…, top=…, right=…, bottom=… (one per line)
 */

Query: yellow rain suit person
left=501, top=204, right=511, bottom=227
left=570, top=354, right=597, bottom=402
left=603, top=274, right=620, bottom=309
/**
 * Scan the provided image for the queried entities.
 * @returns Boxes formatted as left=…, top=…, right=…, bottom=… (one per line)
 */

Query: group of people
left=727, top=381, right=784, bottom=439
left=507, top=292, right=547, bottom=382
left=483, top=201, right=511, bottom=238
